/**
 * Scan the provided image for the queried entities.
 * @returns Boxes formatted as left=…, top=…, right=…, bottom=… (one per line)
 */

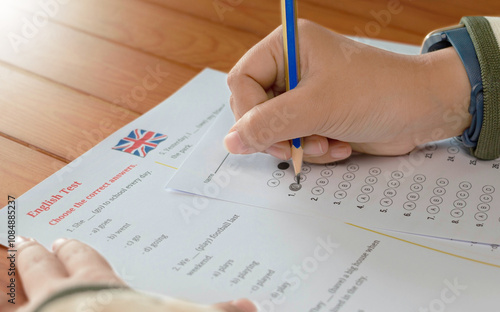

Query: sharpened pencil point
left=291, top=145, right=303, bottom=182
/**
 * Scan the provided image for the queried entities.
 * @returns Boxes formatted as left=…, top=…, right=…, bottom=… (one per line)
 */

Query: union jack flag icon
left=112, top=129, right=167, bottom=157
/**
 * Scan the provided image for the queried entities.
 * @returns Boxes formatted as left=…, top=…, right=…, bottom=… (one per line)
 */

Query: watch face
left=427, top=40, right=453, bottom=53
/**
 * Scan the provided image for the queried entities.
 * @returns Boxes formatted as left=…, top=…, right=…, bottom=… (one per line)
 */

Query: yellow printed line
left=155, top=161, right=178, bottom=170
left=346, top=223, right=500, bottom=268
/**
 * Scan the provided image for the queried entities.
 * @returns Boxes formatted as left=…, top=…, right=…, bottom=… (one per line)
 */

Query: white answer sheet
left=2, top=59, right=500, bottom=310
left=167, top=106, right=500, bottom=245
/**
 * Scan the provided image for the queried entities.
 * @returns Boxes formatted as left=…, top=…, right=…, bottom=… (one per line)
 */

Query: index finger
left=227, top=25, right=286, bottom=119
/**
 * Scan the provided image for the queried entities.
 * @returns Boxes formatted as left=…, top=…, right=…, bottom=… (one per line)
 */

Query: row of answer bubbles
left=475, top=185, right=495, bottom=221
left=356, top=167, right=381, bottom=204
left=378, top=170, right=404, bottom=207
left=267, top=162, right=290, bottom=188
left=403, top=174, right=426, bottom=211
left=334, top=164, right=360, bottom=200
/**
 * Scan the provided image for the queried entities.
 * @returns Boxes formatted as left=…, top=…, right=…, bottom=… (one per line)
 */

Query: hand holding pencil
left=224, top=13, right=471, bottom=165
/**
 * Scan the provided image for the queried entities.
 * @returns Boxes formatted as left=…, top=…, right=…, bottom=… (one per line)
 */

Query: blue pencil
left=281, top=0, right=303, bottom=183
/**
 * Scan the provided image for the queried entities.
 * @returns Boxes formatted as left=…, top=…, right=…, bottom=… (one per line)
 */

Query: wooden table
left=1, top=0, right=498, bottom=309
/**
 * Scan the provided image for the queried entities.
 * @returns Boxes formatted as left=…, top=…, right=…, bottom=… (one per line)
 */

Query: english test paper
left=2, top=43, right=500, bottom=311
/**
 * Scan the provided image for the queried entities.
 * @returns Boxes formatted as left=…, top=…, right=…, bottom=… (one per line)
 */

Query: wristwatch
left=421, top=25, right=483, bottom=149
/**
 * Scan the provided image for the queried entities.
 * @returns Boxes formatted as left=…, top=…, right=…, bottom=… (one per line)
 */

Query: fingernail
left=52, top=238, right=68, bottom=252
left=224, top=131, right=255, bottom=154
left=265, top=145, right=288, bottom=160
left=15, top=236, right=33, bottom=248
left=231, top=299, right=258, bottom=312
left=330, top=145, right=350, bottom=159
left=304, top=140, right=324, bottom=156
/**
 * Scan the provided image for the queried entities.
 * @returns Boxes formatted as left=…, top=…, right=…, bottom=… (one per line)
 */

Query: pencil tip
left=296, top=173, right=301, bottom=184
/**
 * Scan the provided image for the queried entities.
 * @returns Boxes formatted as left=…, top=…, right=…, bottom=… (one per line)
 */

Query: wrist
left=411, top=48, right=472, bottom=145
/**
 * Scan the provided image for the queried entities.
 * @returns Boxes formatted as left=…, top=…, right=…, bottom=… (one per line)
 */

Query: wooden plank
left=143, top=0, right=280, bottom=38
left=11, top=0, right=260, bottom=73
left=303, top=0, right=500, bottom=41
left=0, top=139, right=62, bottom=310
left=0, top=62, right=140, bottom=161
left=142, top=0, right=424, bottom=43
left=304, top=0, right=500, bottom=17
left=0, top=4, right=199, bottom=114
left=0, top=137, right=67, bottom=208
left=298, top=1, right=423, bottom=44
left=143, top=0, right=500, bottom=45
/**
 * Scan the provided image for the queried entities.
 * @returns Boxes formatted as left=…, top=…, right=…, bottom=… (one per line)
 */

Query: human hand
left=224, top=19, right=471, bottom=163
left=14, top=237, right=256, bottom=312
left=13, top=237, right=126, bottom=312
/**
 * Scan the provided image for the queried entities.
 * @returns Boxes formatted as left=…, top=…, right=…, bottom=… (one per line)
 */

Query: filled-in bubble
left=289, top=183, right=302, bottom=191
left=277, top=162, right=290, bottom=170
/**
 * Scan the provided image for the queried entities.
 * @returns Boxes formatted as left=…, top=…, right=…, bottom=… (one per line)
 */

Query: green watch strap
left=461, top=16, right=500, bottom=160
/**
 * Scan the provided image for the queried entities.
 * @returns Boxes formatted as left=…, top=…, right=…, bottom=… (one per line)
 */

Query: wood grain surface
left=1, top=1, right=498, bottom=310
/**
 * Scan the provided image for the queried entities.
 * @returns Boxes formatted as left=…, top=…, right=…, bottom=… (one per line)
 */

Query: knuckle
left=297, top=18, right=313, bottom=29
left=226, top=68, right=241, bottom=90
left=226, top=71, right=235, bottom=88
left=17, top=241, right=39, bottom=256
left=229, top=95, right=235, bottom=110
left=241, top=105, right=272, bottom=150
left=23, top=249, right=55, bottom=267
left=57, top=240, right=93, bottom=263
left=229, top=95, right=241, bottom=119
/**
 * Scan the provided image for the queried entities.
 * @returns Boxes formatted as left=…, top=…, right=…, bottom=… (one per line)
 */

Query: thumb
left=224, top=89, right=312, bottom=154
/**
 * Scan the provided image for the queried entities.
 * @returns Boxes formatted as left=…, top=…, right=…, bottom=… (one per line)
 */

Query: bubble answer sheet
left=2, top=59, right=500, bottom=310
left=167, top=106, right=500, bottom=245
